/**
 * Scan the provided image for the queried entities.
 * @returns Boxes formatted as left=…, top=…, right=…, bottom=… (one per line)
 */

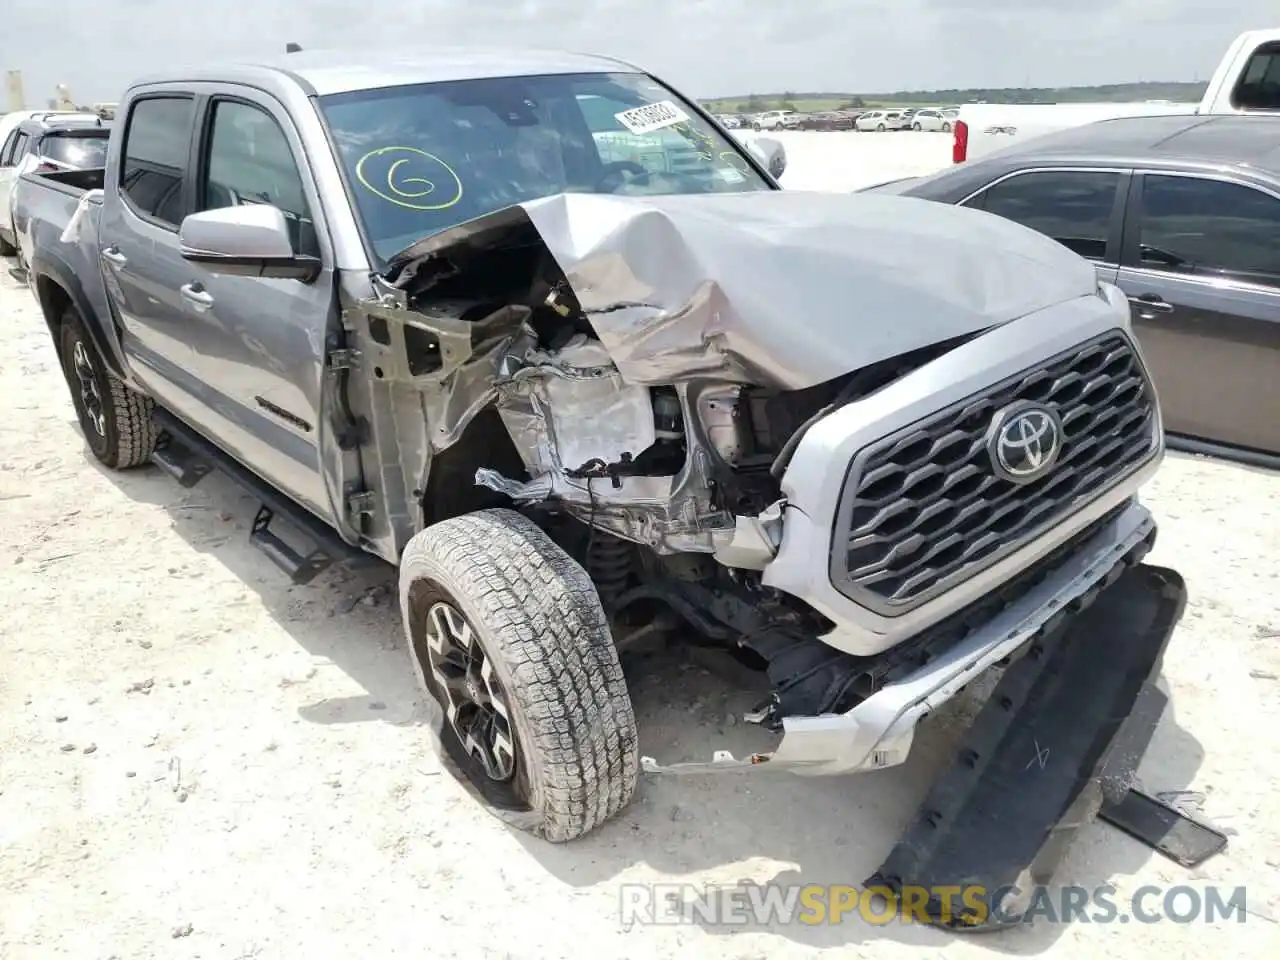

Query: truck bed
left=27, top=166, right=107, bottom=195
left=12, top=165, right=105, bottom=260
left=11, top=165, right=111, bottom=346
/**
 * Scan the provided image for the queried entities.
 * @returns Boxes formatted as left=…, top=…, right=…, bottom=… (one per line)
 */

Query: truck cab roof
left=129, top=46, right=643, bottom=97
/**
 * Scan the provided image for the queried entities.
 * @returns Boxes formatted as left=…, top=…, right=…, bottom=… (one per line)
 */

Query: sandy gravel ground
left=2, top=133, right=1278, bottom=959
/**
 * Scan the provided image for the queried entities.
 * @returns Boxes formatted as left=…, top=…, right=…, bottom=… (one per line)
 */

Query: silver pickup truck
left=14, top=47, right=1195, bottom=929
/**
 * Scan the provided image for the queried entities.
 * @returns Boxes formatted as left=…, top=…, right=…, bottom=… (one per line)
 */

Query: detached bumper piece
left=866, top=563, right=1191, bottom=931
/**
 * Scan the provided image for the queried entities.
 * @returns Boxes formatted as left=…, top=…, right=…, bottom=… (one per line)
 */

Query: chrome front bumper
left=641, top=499, right=1157, bottom=778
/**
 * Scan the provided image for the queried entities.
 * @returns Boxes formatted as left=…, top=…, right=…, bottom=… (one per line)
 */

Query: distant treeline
left=702, top=81, right=1208, bottom=113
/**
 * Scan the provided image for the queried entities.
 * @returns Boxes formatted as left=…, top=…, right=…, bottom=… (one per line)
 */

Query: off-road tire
left=58, top=307, right=157, bottom=469
left=400, top=508, right=640, bottom=842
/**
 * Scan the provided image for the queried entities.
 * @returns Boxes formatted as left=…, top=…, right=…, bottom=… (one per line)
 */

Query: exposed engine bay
left=352, top=190, right=1104, bottom=725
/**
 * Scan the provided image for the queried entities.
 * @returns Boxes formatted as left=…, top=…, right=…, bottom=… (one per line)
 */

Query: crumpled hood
left=393, top=189, right=1100, bottom=390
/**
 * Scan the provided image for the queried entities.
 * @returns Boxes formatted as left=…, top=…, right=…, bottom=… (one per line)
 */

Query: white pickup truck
left=952, top=27, right=1280, bottom=162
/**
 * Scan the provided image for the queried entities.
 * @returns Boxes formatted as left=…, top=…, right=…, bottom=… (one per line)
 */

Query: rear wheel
left=912, top=122, right=922, bottom=131
left=877, top=123, right=886, bottom=131
left=58, top=307, right=157, bottom=469
left=400, top=508, right=640, bottom=842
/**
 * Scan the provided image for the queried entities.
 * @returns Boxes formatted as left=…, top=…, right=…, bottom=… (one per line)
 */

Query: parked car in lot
left=854, top=109, right=907, bottom=131
left=14, top=47, right=1194, bottom=928
left=0, top=111, right=109, bottom=255
left=752, top=109, right=796, bottom=130
left=794, top=111, right=855, bottom=130
left=910, top=108, right=949, bottom=131
left=865, top=114, right=1280, bottom=465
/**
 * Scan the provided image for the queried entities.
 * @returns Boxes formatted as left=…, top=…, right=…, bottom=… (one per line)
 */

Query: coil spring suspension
left=586, top=532, right=632, bottom=608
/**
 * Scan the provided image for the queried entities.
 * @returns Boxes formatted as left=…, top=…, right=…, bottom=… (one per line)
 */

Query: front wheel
left=400, top=509, right=640, bottom=842
left=877, top=123, right=886, bottom=131
left=753, top=123, right=762, bottom=131
left=912, top=122, right=922, bottom=131
left=58, top=307, right=157, bottom=469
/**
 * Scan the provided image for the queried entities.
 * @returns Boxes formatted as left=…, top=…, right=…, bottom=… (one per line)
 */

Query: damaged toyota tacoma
left=19, top=48, right=1199, bottom=928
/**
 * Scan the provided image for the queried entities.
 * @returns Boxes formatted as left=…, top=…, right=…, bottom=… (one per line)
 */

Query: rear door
left=959, top=166, right=1130, bottom=285
left=99, top=92, right=200, bottom=407
left=1115, top=171, right=1280, bottom=455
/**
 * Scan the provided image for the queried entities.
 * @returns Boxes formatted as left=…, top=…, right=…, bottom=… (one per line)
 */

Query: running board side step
left=151, top=409, right=365, bottom=585
left=866, top=563, right=1196, bottom=931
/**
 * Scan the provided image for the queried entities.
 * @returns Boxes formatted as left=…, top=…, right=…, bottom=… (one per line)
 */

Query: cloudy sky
left=2, top=0, right=1273, bottom=105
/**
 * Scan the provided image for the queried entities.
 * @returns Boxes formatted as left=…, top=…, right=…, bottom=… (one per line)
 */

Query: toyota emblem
left=987, top=403, right=1063, bottom=483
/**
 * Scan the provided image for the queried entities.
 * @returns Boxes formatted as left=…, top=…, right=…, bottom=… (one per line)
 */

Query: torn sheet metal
left=537, top=336, right=656, bottom=468
left=476, top=348, right=732, bottom=553
left=60, top=188, right=103, bottom=244
left=391, top=189, right=1099, bottom=390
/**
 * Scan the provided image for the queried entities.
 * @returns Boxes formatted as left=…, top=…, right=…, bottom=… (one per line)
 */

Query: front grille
left=831, top=334, right=1156, bottom=613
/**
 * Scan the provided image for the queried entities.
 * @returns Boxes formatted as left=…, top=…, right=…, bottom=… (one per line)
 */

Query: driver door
left=169, top=90, right=338, bottom=516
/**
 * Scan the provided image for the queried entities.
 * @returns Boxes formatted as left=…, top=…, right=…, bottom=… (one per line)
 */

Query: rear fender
left=30, top=249, right=132, bottom=385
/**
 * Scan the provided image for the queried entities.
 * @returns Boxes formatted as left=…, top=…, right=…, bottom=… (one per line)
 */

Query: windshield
left=319, top=71, right=771, bottom=264
left=39, top=132, right=109, bottom=169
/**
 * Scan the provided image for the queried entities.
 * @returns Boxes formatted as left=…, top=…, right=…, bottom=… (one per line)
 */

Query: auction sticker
left=615, top=100, right=691, bottom=135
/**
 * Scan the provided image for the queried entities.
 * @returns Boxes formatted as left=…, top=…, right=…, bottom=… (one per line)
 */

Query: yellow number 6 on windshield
left=355, top=146, right=464, bottom=211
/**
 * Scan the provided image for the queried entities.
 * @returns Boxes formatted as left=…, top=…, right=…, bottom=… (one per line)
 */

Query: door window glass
left=10, top=132, right=31, bottom=164
left=1137, top=175, right=1280, bottom=287
left=201, top=100, right=317, bottom=257
left=970, top=170, right=1120, bottom=260
left=0, top=131, right=18, bottom=166
left=120, top=96, right=195, bottom=227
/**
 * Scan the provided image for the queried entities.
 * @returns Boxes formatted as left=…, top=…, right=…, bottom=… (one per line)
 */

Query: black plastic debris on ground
left=866, top=562, right=1189, bottom=932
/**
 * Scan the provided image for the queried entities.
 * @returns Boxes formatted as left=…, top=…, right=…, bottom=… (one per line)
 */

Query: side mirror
left=179, top=204, right=319, bottom=281
left=747, top=136, right=787, bottom=180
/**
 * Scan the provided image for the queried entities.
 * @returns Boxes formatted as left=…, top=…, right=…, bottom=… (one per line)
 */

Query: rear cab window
left=965, top=169, right=1121, bottom=261
left=38, top=133, right=110, bottom=169
left=1131, top=174, right=1280, bottom=288
left=1232, top=41, right=1280, bottom=110
left=119, top=95, right=196, bottom=228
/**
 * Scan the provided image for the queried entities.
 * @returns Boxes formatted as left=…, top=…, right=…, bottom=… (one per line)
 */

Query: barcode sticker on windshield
left=615, top=100, right=691, bottom=135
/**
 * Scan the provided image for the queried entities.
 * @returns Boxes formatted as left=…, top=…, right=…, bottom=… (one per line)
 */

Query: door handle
left=1127, top=295, right=1174, bottom=314
left=180, top=281, right=214, bottom=309
left=101, top=246, right=127, bottom=268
